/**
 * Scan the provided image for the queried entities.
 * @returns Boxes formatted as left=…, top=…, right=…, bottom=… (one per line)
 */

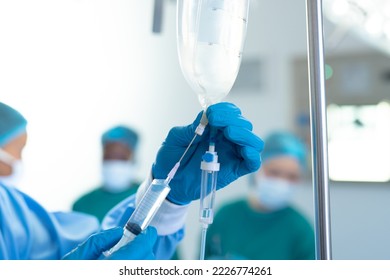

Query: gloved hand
left=152, top=102, right=264, bottom=205
left=62, top=227, right=157, bottom=260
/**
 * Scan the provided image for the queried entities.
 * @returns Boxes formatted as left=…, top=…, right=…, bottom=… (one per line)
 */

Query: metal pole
left=305, top=0, right=332, bottom=260
left=152, top=0, right=164, bottom=34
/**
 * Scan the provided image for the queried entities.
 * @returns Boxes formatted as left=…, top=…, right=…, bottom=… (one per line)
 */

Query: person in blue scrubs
left=0, top=102, right=263, bottom=260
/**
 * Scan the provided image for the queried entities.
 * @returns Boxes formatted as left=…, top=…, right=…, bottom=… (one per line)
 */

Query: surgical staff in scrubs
left=0, top=101, right=264, bottom=260
left=205, top=132, right=315, bottom=260
left=72, top=125, right=141, bottom=222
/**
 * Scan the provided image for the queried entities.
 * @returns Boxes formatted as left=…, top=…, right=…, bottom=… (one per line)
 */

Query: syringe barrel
left=199, top=168, right=218, bottom=225
left=125, top=179, right=171, bottom=234
left=104, top=178, right=171, bottom=257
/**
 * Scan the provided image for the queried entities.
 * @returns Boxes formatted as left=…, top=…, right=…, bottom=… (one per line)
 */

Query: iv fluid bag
left=177, top=0, right=250, bottom=109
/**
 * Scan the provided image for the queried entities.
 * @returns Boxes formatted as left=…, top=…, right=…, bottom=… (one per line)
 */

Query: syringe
left=104, top=113, right=208, bottom=257
left=103, top=177, right=175, bottom=257
left=199, top=127, right=220, bottom=260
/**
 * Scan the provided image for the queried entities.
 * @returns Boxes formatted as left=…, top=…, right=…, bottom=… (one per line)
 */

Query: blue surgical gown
left=0, top=183, right=182, bottom=260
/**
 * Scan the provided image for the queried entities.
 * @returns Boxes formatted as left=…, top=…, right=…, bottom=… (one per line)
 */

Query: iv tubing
left=166, top=115, right=207, bottom=184
left=199, top=226, right=208, bottom=260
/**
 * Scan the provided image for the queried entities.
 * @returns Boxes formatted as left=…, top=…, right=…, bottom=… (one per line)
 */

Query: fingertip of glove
left=142, top=227, right=157, bottom=246
left=146, top=226, right=157, bottom=238
left=192, top=110, right=205, bottom=126
left=206, top=102, right=241, bottom=119
left=224, top=126, right=264, bottom=150
left=94, top=227, right=123, bottom=241
left=241, top=146, right=262, bottom=172
left=257, top=136, right=265, bottom=152
left=208, top=102, right=241, bottom=112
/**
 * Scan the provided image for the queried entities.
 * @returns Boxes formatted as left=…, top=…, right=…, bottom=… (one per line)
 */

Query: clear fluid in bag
left=187, top=43, right=241, bottom=108
left=177, top=0, right=250, bottom=109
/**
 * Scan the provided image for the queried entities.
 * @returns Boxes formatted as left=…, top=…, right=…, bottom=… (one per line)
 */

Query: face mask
left=0, top=149, right=24, bottom=187
left=253, top=176, right=295, bottom=211
left=102, top=160, right=136, bottom=193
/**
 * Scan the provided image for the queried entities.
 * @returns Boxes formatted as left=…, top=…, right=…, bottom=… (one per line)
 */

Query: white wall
left=0, top=0, right=200, bottom=210
left=0, top=0, right=389, bottom=260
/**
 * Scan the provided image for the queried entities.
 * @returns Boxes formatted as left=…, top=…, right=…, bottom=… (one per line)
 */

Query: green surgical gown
left=72, top=183, right=139, bottom=222
left=205, top=199, right=315, bottom=260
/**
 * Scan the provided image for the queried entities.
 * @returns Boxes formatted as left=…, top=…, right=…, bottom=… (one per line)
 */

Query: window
left=327, top=102, right=390, bottom=182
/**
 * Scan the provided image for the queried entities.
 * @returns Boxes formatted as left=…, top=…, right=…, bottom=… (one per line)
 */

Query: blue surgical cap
left=101, top=125, right=139, bottom=151
left=261, top=131, right=307, bottom=170
left=0, top=102, right=27, bottom=147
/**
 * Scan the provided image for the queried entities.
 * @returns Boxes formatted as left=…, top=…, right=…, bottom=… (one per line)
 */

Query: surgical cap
left=261, top=131, right=307, bottom=170
left=101, top=125, right=139, bottom=151
left=0, top=102, right=27, bottom=147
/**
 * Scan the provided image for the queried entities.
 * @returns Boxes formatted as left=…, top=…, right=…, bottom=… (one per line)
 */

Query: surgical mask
left=0, top=149, right=24, bottom=187
left=102, top=160, right=136, bottom=193
left=253, top=176, right=295, bottom=211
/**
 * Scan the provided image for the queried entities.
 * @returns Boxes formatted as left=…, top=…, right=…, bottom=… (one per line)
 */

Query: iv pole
left=305, top=0, right=332, bottom=260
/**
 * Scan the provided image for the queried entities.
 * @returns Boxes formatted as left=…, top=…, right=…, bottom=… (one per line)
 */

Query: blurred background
left=1, top=0, right=389, bottom=259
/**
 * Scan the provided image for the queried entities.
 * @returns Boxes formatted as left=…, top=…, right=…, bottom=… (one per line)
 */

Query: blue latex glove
left=152, top=102, right=264, bottom=205
left=62, top=227, right=157, bottom=260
